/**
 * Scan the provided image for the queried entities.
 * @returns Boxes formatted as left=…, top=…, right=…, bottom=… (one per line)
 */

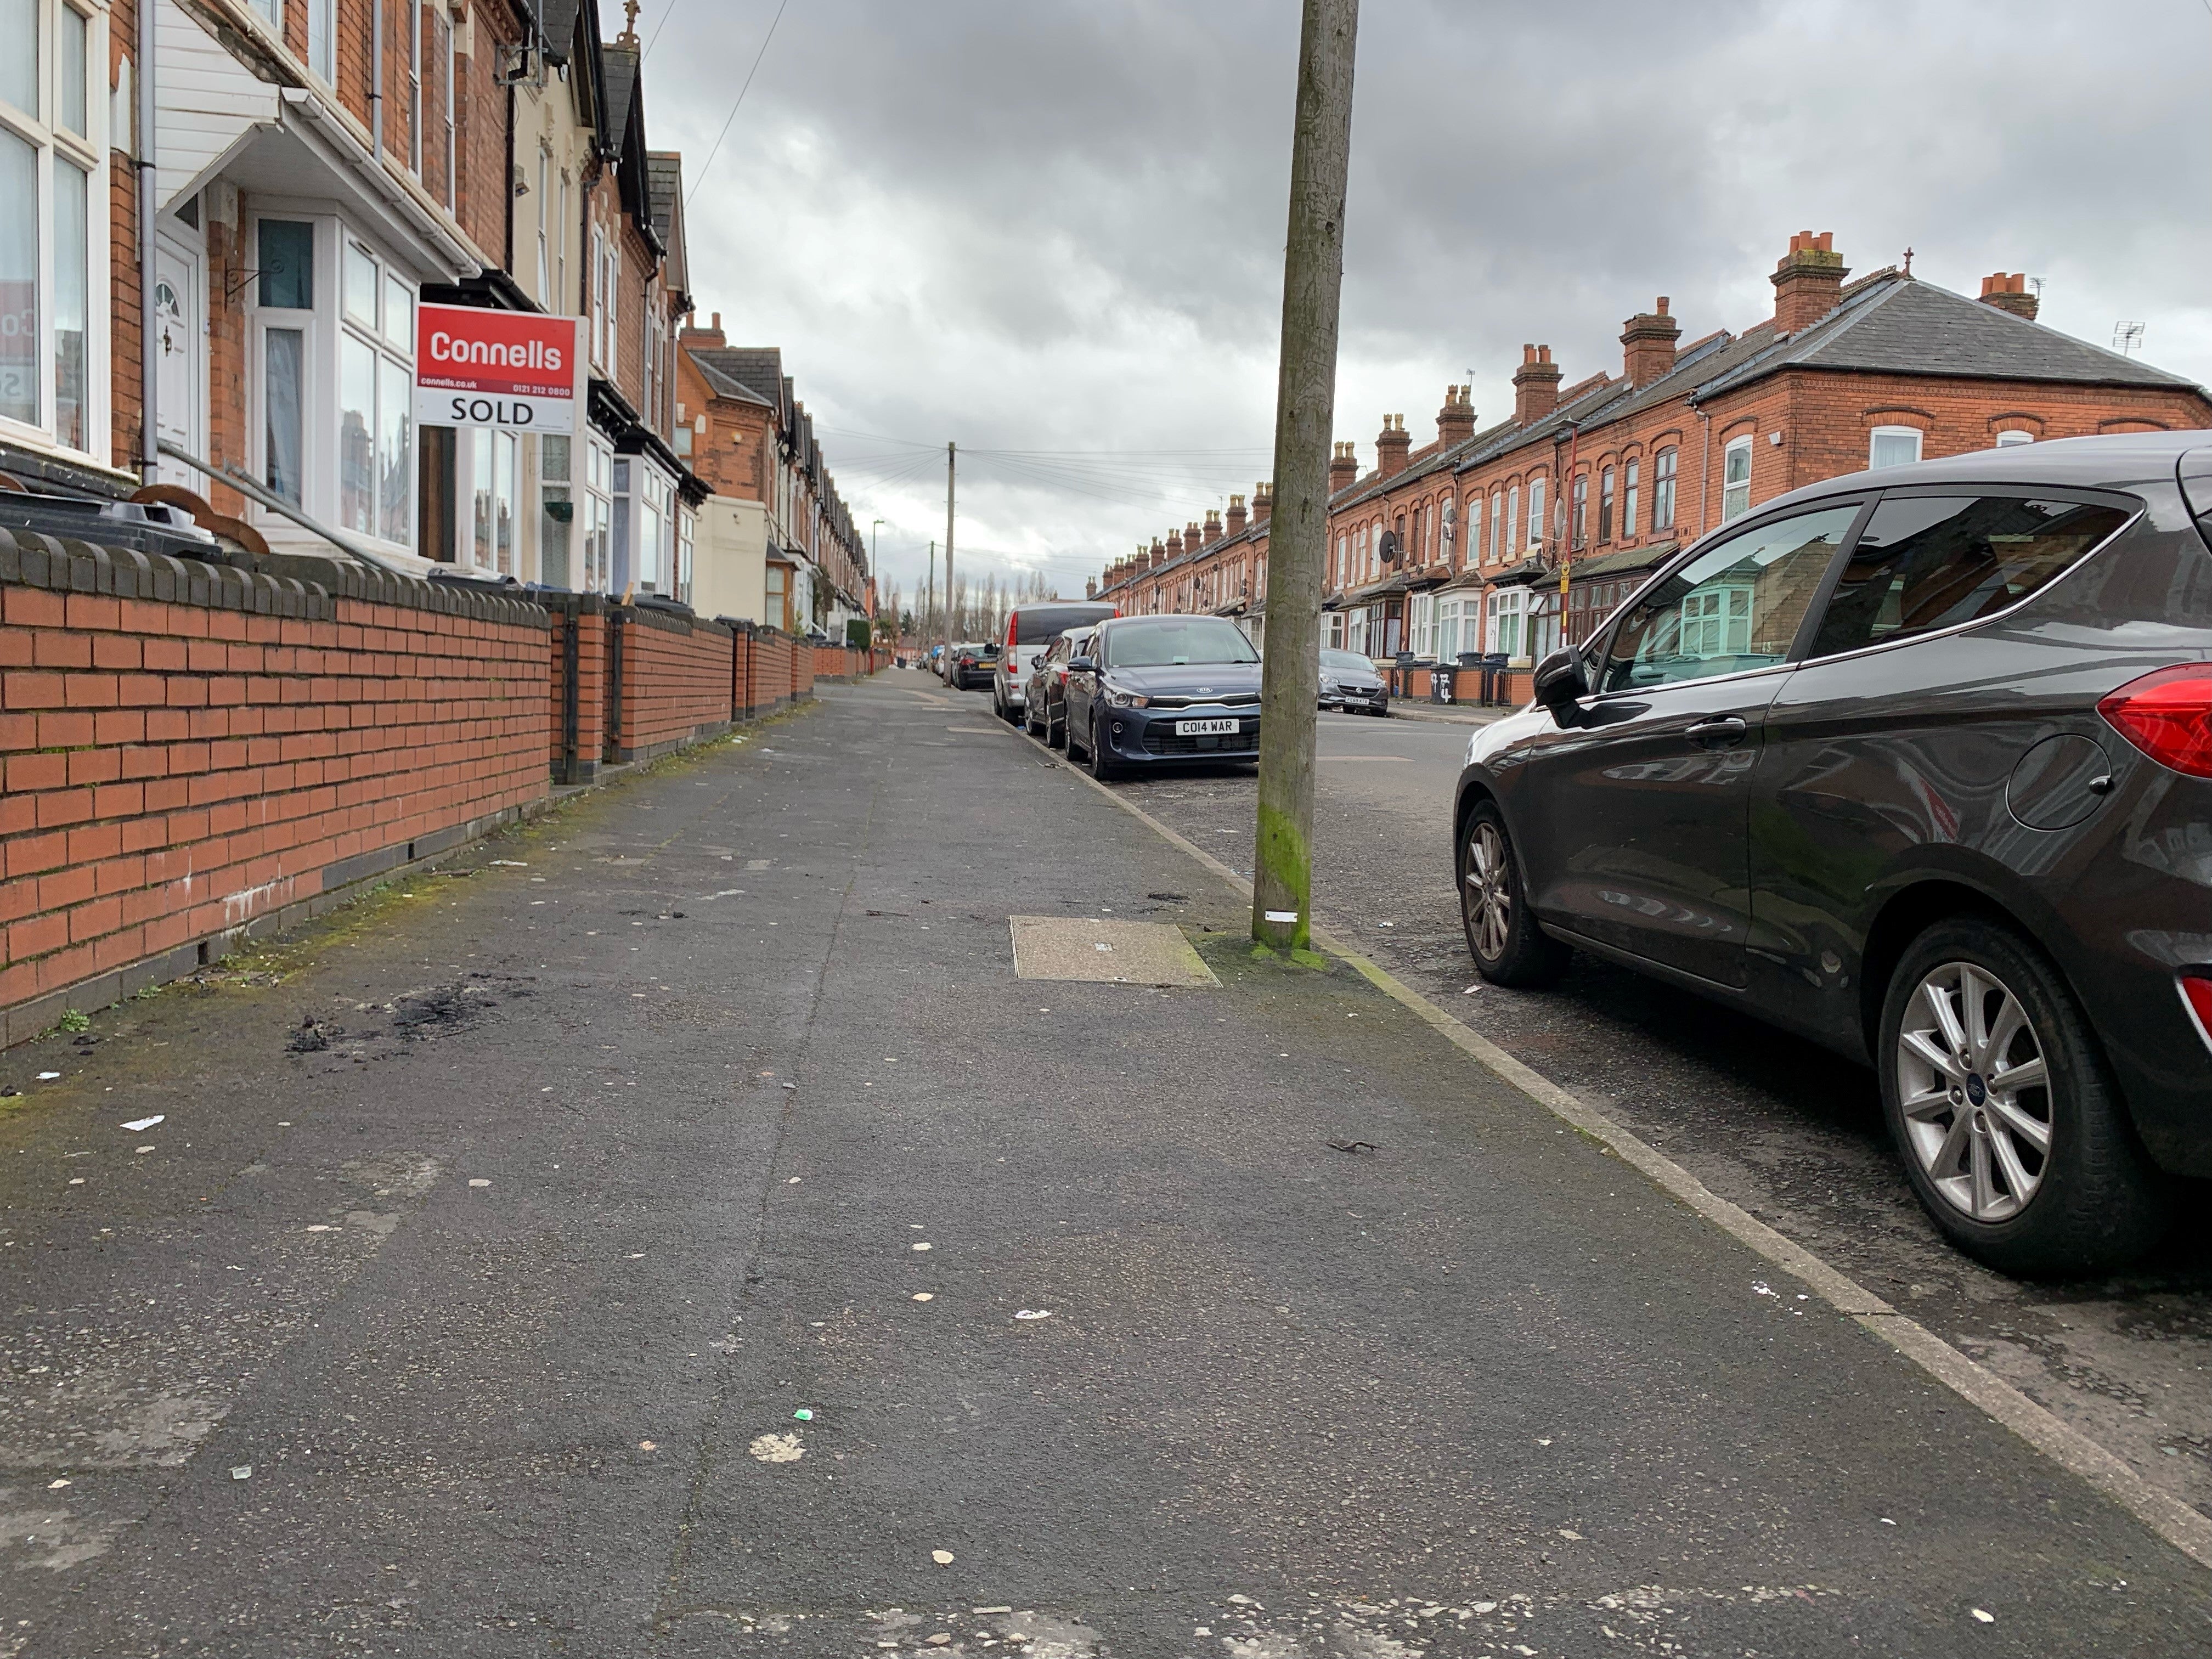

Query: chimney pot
left=1979, top=270, right=2039, bottom=323
left=1437, top=383, right=1476, bottom=447
left=1376, top=413, right=1413, bottom=478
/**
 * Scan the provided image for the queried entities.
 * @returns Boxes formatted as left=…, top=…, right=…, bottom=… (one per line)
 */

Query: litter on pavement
left=230, top=1466, right=251, bottom=1480
left=121, top=1115, right=164, bottom=1131
left=932, top=1550, right=955, bottom=1565
left=1014, top=1309, right=1052, bottom=1321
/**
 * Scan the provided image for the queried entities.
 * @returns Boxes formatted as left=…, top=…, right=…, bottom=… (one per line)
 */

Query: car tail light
left=2183, top=974, right=2212, bottom=1049
left=2098, top=664, right=2212, bottom=777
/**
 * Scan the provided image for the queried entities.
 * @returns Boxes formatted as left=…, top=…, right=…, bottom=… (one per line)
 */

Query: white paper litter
left=121, top=1116, right=163, bottom=1131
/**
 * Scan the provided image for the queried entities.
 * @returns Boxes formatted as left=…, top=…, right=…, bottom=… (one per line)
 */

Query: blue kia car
left=1064, top=615, right=1262, bottom=780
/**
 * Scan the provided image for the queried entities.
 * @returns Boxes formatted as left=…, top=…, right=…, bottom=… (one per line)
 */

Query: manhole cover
left=1007, top=916, right=1219, bottom=986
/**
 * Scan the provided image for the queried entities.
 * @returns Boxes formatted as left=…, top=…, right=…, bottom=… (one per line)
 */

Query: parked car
left=994, top=601, right=1118, bottom=724
left=1452, top=432, right=2212, bottom=1275
left=1063, top=614, right=1263, bottom=781
left=1024, top=628, right=1096, bottom=748
left=944, top=642, right=997, bottom=690
left=1320, top=647, right=1389, bottom=715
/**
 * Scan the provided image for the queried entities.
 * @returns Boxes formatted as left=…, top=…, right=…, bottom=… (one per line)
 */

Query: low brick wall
left=811, top=645, right=879, bottom=682
left=611, top=606, right=738, bottom=764
left=540, top=595, right=610, bottom=785
left=1, top=537, right=551, bottom=1046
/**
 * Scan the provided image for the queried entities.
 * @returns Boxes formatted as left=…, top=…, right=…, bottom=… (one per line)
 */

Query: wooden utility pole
left=1252, top=0, right=1359, bottom=952
left=943, top=443, right=957, bottom=654
left=925, top=540, right=936, bottom=648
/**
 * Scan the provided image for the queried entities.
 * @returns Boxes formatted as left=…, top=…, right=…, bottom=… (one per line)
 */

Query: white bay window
left=0, top=0, right=105, bottom=461
left=251, top=214, right=417, bottom=550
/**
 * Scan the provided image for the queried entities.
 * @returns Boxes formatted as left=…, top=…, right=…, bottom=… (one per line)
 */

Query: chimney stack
left=1376, top=414, right=1412, bottom=478
left=1436, top=385, right=1475, bottom=447
left=1252, top=481, right=1273, bottom=523
left=681, top=310, right=728, bottom=347
left=1329, top=442, right=1359, bottom=494
left=1086, top=578, right=1097, bottom=600
left=1772, top=231, right=1848, bottom=334
left=1513, top=346, right=1562, bottom=425
left=1202, top=510, right=1222, bottom=545
left=1150, top=538, right=1166, bottom=569
left=1620, top=297, right=1680, bottom=388
left=1226, top=493, right=1247, bottom=536
left=1184, top=521, right=1203, bottom=554
left=1979, top=272, right=2039, bottom=323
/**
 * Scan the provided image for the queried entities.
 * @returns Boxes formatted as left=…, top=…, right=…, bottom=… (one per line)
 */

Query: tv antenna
left=2113, top=321, right=2146, bottom=357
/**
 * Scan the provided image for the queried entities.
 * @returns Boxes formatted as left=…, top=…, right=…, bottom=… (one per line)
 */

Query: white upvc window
left=1409, top=590, right=1435, bottom=659
left=1623, top=458, right=1640, bottom=542
left=583, top=433, right=613, bottom=591
left=1721, top=434, right=1753, bottom=521
left=307, top=0, right=335, bottom=83
left=1347, top=607, right=1368, bottom=657
left=590, top=225, right=607, bottom=368
left=0, top=0, right=105, bottom=461
left=250, top=215, right=416, bottom=551
left=1324, top=611, right=1345, bottom=649
left=1994, top=429, right=2033, bottom=448
left=1869, top=425, right=1923, bottom=469
left=1436, top=596, right=1462, bottom=662
left=1488, top=488, right=1502, bottom=560
left=1527, top=475, right=1546, bottom=551
left=1504, top=485, right=1519, bottom=555
left=535, top=146, right=551, bottom=303
left=1485, top=586, right=1526, bottom=660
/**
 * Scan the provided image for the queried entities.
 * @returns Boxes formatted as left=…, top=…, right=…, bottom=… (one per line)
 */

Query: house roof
left=529, top=0, right=584, bottom=59
left=1696, top=273, right=2201, bottom=397
left=690, top=353, right=771, bottom=406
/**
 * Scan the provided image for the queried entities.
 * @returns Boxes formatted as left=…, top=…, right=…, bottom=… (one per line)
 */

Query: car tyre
left=1459, top=800, right=1569, bottom=988
left=1879, top=916, right=2171, bottom=1276
left=1023, top=697, right=1042, bottom=738
left=1048, top=709, right=1066, bottom=750
left=1088, top=716, right=1118, bottom=782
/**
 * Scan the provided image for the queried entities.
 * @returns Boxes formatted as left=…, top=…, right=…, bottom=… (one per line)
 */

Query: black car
left=1320, top=647, right=1389, bottom=715
left=1453, top=432, right=2212, bottom=1274
left=946, top=641, right=998, bottom=690
left=1024, top=628, right=1096, bottom=748
left=1064, top=615, right=1262, bottom=781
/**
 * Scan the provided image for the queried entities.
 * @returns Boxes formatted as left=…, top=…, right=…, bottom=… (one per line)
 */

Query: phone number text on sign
left=414, top=304, right=584, bottom=433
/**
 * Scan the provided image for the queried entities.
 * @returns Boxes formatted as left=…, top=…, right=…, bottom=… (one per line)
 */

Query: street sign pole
left=1252, top=0, right=1359, bottom=953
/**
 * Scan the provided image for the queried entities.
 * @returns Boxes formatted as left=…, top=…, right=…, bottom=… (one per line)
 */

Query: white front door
left=153, top=235, right=202, bottom=489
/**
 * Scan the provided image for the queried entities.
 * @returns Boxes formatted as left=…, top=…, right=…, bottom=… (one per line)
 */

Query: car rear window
left=1808, top=495, right=2130, bottom=659
left=1013, top=603, right=1116, bottom=645
left=1102, top=618, right=1260, bottom=668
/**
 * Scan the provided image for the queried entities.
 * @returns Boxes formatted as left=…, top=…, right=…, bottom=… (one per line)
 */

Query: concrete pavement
left=2, top=679, right=2205, bottom=1656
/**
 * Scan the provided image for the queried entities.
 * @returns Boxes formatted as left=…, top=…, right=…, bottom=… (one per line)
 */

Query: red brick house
left=1103, top=234, right=2212, bottom=693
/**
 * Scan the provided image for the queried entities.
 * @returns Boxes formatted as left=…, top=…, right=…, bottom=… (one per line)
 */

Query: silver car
left=992, top=601, right=1119, bottom=723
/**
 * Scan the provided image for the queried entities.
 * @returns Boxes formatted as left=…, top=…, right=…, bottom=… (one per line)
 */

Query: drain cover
left=1007, top=916, right=1220, bottom=986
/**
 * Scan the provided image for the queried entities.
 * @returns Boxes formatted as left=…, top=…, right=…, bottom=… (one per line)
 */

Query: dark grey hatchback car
left=1455, top=432, right=2212, bottom=1274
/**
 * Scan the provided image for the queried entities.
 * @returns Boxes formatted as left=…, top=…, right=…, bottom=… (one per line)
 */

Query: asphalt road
left=3, top=678, right=2207, bottom=1657
left=1049, top=691, right=2212, bottom=1541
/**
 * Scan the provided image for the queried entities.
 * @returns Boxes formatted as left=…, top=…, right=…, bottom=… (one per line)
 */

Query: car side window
left=1806, top=494, right=2132, bottom=660
left=1599, top=504, right=1860, bottom=693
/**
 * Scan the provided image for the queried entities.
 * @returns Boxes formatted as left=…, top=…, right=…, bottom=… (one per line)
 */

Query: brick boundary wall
left=610, top=606, right=739, bottom=764
left=538, top=594, right=612, bottom=785
left=811, top=645, right=881, bottom=682
left=1, top=538, right=552, bottom=1048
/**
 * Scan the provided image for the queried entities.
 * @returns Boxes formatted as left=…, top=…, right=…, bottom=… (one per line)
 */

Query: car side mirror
left=1067, top=656, right=1097, bottom=675
left=1532, top=648, right=1589, bottom=720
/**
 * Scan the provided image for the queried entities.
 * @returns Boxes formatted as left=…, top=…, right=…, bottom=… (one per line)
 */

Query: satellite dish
left=1378, top=529, right=1402, bottom=565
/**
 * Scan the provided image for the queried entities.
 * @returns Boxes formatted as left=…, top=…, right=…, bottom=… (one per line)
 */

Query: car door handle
left=1685, top=716, right=1748, bottom=749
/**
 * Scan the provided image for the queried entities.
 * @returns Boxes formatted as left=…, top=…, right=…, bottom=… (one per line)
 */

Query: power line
left=642, top=0, right=679, bottom=59
left=684, top=0, right=789, bottom=207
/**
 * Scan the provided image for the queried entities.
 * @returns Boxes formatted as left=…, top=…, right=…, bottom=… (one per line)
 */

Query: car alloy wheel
left=1458, top=802, right=1569, bottom=988
left=1464, top=819, right=1512, bottom=965
left=1895, top=961, right=2050, bottom=1223
left=1877, top=916, right=2170, bottom=1275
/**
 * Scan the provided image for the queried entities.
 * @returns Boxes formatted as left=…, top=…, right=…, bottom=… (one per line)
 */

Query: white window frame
left=1869, top=425, right=1923, bottom=470
left=1995, top=428, right=2033, bottom=448
left=247, top=211, right=417, bottom=554
left=1485, top=586, right=1526, bottom=661
left=1526, top=477, right=1545, bottom=553
left=1505, top=485, right=1519, bottom=556
left=1488, top=488, right=1502, bottom=561
left=1440, top=496, right=1455, bottom=564
left=1721, top=434, right=1753, bottom=522
left=308, top=0, right=335, bottom=84
left=0, top=0, right=107, bottom=464
left=1409, top=589, right=1435, bottom=659
left=1623, top=458, right=1640, bottom=542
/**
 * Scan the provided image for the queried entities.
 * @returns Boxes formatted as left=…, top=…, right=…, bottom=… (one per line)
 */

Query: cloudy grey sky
left=641, top=0, right=2212, bottom=606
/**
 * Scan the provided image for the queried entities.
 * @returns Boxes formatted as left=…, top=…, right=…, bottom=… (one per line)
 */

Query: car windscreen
left=1102, top=618, right=1260, bottom=668
left=1321, top=650, right=1373, bottom=673
left=1013, top=603, right=1116, bottom=646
